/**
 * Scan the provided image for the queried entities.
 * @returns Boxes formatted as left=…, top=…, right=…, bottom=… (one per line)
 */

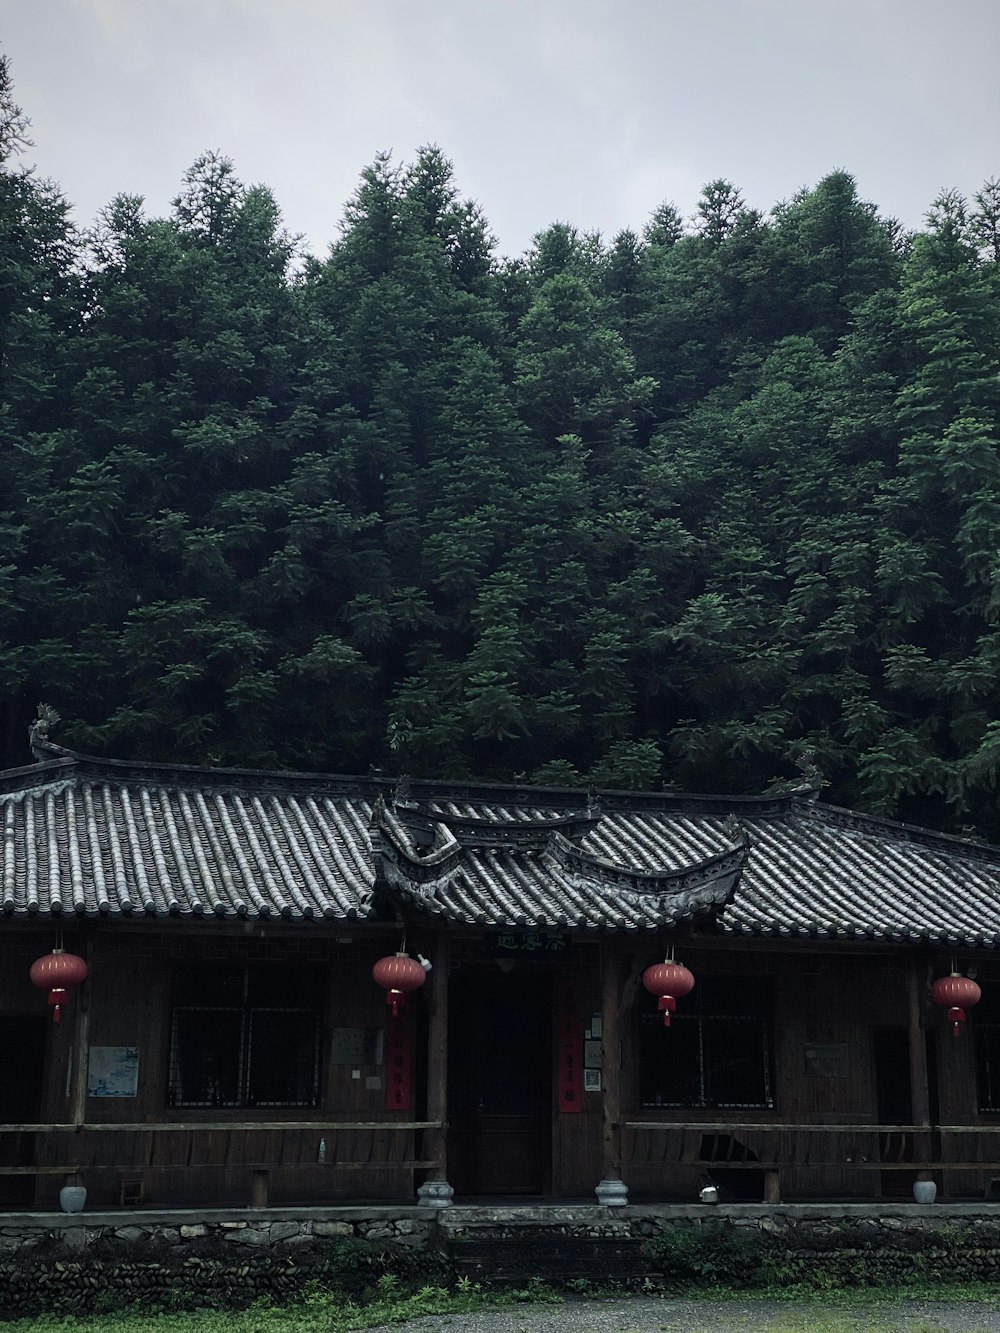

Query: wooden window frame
left=637, top=976, right=775, bottom=1112
left=167, top=964, right=322, bottom=1110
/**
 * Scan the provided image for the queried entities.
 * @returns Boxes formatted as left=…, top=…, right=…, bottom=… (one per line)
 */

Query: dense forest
left=2, top=59, right=1000, bottom=834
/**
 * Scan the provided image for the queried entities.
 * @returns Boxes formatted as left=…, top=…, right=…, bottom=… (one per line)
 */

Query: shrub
left=643, top=1222, right=767, bottom=1289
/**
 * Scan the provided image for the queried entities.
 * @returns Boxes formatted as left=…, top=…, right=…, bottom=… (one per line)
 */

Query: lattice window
left=167, top=964, right=321, bottom=1108
left=638, top=975, right=774, bottom=1110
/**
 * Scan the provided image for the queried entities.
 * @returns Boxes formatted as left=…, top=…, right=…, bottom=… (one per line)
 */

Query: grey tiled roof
left=374, top=800, right=747, bottom=931
left=2, top=746, right=1000, bottom=945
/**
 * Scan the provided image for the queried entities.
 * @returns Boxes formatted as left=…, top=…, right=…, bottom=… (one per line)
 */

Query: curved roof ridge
left=547, top=820, right=750, bottom=896
left=798, top=799, right=1000, bottom=865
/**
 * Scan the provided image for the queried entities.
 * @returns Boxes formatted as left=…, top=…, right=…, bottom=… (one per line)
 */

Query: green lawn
left=5, top=1285, right=1000, bottom=1333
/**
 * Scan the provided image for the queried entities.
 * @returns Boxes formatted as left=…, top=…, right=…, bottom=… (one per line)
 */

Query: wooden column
left=597, top=936, right=626, bottom=1204
left=67, top=940, right=93, bottom=1190
left=70, top=943, right=92, bottom=1129
left=906, top=953, right=933, bottom=1171
left=419, top=933, right=452, bottom=1205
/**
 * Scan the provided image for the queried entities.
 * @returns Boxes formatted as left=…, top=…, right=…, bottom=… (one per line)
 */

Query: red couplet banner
left=558, top=978, right=582, bottom=1113
left=385, top=1006, right=412, bottom=1112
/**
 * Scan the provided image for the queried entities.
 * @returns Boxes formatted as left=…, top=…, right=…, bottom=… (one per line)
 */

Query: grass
left=767, top=1316, right=949, bottom=1329
left=4, top=1282, right=1000, bottom=1333
left=0, top=1273, right=558, bottom=1333
left=758, top=1316, right=995, bottom=1333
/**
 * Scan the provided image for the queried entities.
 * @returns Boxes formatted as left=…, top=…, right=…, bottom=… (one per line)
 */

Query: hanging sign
left=384, top=1006, right=413, bottom=1112
left=557, top=979, right=582, bottom=1113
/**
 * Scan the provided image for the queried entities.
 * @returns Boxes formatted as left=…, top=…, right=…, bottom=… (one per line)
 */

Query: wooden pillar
left=418, top=933, right=452, bottom=1206
left=67, top=940, right=92, bottom=1190
left=70, top=942, right=92, bottom=1128
left=597, top=936, right=626, bottom=1205
left=907, top=953, right=933, bottom=1171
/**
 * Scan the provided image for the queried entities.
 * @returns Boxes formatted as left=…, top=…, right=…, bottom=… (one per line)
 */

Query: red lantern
left=932, top=972, right=981, bottom=1038
left=642, top=959, right=695, bottom=1027
left=373, top=952, right=426, bottom=1019
left=29, top=949, right=88, bottom=1024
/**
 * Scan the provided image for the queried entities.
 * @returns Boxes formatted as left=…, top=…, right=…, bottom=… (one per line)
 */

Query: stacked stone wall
left=3, top=1204, right=1000, bottom=1315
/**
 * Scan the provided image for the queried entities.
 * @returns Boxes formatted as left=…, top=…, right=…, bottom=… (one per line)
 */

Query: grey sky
left=3, top=0, right=999, bottom=259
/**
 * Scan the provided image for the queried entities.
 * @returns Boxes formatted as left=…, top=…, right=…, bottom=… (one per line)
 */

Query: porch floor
left=5, top=1200, right=1000, bottom=1227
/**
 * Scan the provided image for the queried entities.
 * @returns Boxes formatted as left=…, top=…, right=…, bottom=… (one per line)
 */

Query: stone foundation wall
left=0, top=1208, right=441, bottom=1317
left=4, top=1204, right=1000, bottom=1316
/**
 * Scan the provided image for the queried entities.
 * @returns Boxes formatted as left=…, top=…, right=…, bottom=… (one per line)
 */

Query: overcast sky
left=4, top=0, right=999, bottom=259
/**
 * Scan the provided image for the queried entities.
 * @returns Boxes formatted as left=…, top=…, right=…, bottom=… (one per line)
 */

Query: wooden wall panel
left=84, top=938, right=169, bottom=1123
left=551, top=947, right=602, bottom=1197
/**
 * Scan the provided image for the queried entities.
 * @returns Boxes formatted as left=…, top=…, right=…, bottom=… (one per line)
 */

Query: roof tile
left=1, top=752, right=999, bottom=945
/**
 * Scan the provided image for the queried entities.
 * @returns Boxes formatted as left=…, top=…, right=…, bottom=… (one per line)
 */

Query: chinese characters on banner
left=558, top=979, right=582, bottom=1113
left=384, top=1006, right=412, bottom=1112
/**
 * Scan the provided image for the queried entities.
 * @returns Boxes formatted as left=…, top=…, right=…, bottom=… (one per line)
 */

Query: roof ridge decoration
left=402, top=799, right=603, bottom=850
left=546, top=818, right=749, bottom=907
left=790, top=746, right=825, bottom=802
left=29, top=706, right=63, bottom=761
left=371, top=796, right=750, bottom=930
left=372, top=798, right=464, bottom=890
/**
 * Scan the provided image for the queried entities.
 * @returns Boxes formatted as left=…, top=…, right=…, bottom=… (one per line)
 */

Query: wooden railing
left=0, top=1121, right=442, bottom=1207
left=7, top=1119, right=1000, bottom=1208
left=622, top=1121, right=1000, bottom=1202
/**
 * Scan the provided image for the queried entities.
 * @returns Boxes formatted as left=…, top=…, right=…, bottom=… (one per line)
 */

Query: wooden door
left=0, top=1017, right=47, bottom=1205
left=873, top=1027, right=913, bottom=1196
left=448, top=970, right=552, bottom=1196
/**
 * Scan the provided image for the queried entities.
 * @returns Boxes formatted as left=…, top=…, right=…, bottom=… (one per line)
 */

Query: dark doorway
left=0, top=1017, right=47, bottom=1206
left=873, top=1028, right=914, bottom=1197
left=448, top=969, right=553, bottom=1196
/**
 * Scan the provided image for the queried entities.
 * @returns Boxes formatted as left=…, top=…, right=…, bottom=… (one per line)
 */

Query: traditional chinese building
left=3, top=738, right=1000, bottom=1211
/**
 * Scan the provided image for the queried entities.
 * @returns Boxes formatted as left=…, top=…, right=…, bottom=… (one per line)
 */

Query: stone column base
left=595, top=1178, right=628, bottom=1207
left=417, top=1180, right=455, bottom=1209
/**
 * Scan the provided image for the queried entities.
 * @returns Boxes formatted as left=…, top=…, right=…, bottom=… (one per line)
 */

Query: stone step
left=446, top=1231, right=654, bottom=1284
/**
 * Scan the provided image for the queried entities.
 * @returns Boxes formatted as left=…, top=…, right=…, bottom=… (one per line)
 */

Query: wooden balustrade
left=0, top=1121, right=442, bottom=1207
left=622, top=1121, right=1000, bottom=1202
left=6, top=1119, right=1000, bottom=1207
